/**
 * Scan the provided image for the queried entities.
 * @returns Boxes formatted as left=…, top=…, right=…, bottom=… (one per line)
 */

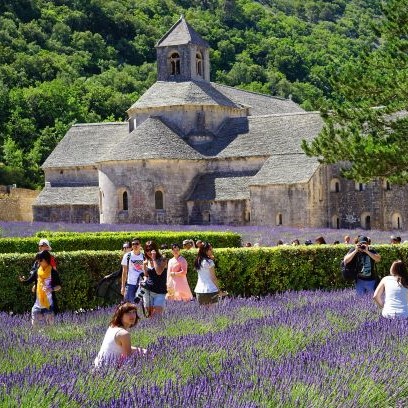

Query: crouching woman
left=94, top=302, right=146, bottom=368
left=373, top=260, right=408, bottom=319
left=19, top=250, right=61, bottom=327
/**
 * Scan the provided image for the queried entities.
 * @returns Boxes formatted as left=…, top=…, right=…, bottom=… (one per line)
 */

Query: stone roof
left=217, top=112, right=323, bottom=158
left=99, top=117, right=203, bottom=162
left=42, top=122, right=128, bottom=169
left=128, top=81, right=243, bottom=111
left=211, top=83, right=305, bottom=116
left=156, top=16, right=209, bottom=48
left=43, top=110, right=322, bottom=175
left=188, top=171, right=258, bottom=201
left=128, top=81, right=305, bottom=115
left=34, top=186, right=99, bottom=206
left=250, top=154, right=320, bottom=186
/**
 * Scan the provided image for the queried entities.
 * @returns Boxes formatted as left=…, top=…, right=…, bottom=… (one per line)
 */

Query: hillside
left=0, top=0, right=382, bottom=188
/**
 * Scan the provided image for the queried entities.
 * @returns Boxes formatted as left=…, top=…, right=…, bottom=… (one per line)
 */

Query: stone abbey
left=33, top=17, right=408, bottom=230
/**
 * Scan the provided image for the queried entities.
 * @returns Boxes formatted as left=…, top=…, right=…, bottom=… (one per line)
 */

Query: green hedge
left=4, top=244, right=407, bottom=313
left=0, top=231, right=241, bottom=254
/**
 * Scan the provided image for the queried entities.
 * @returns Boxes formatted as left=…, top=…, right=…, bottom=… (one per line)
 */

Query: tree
left=302, top=0, right=408, bottom=183
left=3, top=137, right=23, bottom=168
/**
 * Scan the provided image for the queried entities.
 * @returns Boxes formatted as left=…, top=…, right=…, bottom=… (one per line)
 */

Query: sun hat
left=38, top=238, right=52, bottom=250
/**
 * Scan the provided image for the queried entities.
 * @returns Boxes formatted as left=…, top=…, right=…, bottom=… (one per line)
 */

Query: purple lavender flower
left=1, top=291, right=408, bottom=406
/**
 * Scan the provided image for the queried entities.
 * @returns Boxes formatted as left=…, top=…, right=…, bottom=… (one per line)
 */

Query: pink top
left=166, top=255, right=193, bottom=301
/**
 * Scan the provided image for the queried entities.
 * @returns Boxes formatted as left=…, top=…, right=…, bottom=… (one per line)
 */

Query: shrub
left=0, top=231, right=241, bottom=253
left=4, top=244, right=406, bottom=313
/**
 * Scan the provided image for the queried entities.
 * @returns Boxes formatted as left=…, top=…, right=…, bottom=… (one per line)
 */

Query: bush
left=0, top=231, right=241, bottom=253
left=5, top=244, right=406, bottom=313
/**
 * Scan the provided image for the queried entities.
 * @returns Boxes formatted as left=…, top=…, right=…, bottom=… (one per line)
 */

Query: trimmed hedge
left=0, top=231, right=241, bottom=254
left=4, top=244, right=407, bottom=313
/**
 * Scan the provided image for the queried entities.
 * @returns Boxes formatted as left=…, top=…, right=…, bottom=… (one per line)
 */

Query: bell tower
left=155, top=16, right=210, bottom=82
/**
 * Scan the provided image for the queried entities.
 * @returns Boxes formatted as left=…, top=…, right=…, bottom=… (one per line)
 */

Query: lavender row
left=1, top=290, right=407, bottom=406
left=0, top=221, right=405, bottom=245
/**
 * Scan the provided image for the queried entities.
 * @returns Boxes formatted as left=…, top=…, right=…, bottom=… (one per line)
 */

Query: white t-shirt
left=194, top=259, right=218, bottom=293
left=121, top=251, right=144, bottom=285
left=94, top=326, right=125, bottom=367
left=382, top=276, right=408, bottom=318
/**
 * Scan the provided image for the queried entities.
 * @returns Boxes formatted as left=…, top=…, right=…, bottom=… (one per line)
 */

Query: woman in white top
left=94, top=302, right=146, bottom=368
left=194, top=242, right=219, bottom=305
left=373, top=260, right=408, bottom=319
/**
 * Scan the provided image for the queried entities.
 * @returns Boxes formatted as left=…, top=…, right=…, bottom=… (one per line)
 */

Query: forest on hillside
left=0, top=0, right=384, bottom=188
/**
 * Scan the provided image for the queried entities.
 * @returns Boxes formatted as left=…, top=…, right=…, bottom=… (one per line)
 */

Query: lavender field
left=2, top=290, right=408, bottom=407
left=0, top=221, right=406, bottom=246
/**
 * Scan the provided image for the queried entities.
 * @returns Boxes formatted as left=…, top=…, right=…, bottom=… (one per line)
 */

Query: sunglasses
left=132, top=242, right=140, bottom=246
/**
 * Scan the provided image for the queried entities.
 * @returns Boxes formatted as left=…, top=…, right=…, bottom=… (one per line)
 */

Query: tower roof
left=156, top=16, right=209, bottom=48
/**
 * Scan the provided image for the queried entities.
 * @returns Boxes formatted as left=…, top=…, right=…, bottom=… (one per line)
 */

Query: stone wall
left=131, top=105, right=246, bottom=136
left=156, top=44, right=210, bottom=82
left=33, top=204, right=99, bottom=223
left=187, top=199, right=250, bottom=225
left=250, top=183, right=312, bottom=227
left=0, top=187, right=39, bottom=221
left=327, top=164, right=408, bottom=230
left=44, top=167, right=99, bottom=187
left=99, top=159, right=207, bottom=224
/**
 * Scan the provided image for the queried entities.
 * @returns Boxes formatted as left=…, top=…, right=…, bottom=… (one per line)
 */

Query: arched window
left=155, top=190, right=164, bottom=210
left=355, top=182, right=366, bottom=191
left=392, top=213, right=403, bottom=230
left=122, top=191, right=128, bottom=211
left=332, top=215, right=340, bottom=229
left=276, top=213, right=283, bottom=225
left=203, top=211, right=210, bottom=223
left=365, top=215, right=371, bottom=230
left=361, top=212, right=371, bottom=230
left=170, top=52, right=180, bottom=75
left=196, top=52, right=202, bottom=76
left=330, top=178, right=340, bottom=193
left=99, top=189, right=103, bottom=215
left=383, top=180, right=391, bottom=190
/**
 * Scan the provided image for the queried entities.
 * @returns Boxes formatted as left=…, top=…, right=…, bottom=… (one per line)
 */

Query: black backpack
left=340, top=256, right=359, bottom=282
left=95, top=268, right=122, bottom=304
left=341, top=252, right=378, bottom=282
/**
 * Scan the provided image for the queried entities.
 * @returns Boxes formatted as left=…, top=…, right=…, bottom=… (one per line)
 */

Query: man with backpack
left=343, top=235, right=381, bottom=295
left=121, top=238, right=145, bottom=302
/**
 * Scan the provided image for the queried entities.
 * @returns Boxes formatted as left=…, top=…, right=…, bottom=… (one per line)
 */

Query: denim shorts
left=32, top=304, right=54, bottom=316
left=124, top=284, right=137, bottom=302
left=143, top=290, right=166, bottom=308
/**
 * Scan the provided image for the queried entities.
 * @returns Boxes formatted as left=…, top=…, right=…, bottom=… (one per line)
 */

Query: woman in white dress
left=194, top=242, right=220, bottom=306
left=94, top=302, right=146, bottom=368
left=373, top=260, right=408, bottom=319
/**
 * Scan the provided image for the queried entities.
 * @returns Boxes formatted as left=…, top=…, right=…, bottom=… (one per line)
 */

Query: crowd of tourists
left=17, top=233, right=408, bottom=369
left=249, top=233, right=407, bottom=247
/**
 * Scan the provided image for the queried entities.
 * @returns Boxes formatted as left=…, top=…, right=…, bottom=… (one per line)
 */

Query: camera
left=134, top=284, right=145, bottom=304
left=133, top=273, right=145, bottom=304
left=358, top=244, right=367, bottom=251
